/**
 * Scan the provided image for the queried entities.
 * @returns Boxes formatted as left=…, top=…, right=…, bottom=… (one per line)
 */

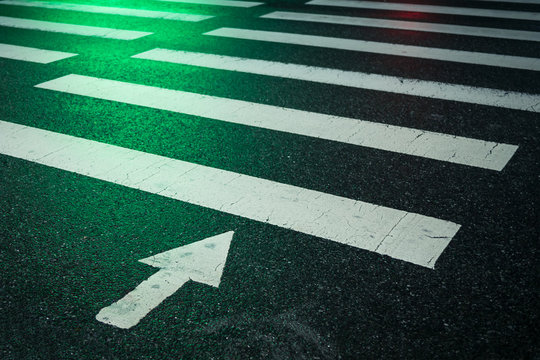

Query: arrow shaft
left=96, top=270, right=189, bottom=329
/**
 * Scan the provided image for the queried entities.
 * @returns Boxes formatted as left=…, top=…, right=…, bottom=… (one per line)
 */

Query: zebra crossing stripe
left=0, top=16, right=152, bottom=40
left=36, top=74, right=518, bottom=171
left=155, top=0, right=262, bottom=7
left=306, top=0, right=540, bottom=21
left=0, top=120, right=461, bottom=268
left=475, top=0, right=540, bottom=3
left=133, top=48, right=538, bottom=114
left=0, top=1, right=213, bottom=22
left=261, top=11, right=540, bottom=43
left=204, top=28, right=540, bottom=72
left=0, top=43, right=77, bottom=63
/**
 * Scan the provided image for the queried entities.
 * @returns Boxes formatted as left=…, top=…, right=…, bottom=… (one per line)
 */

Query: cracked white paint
left=0, top=16, right=152, bottom=40
left=306, top=0, right=540, bottom=21
left=0, top=1, right=213, bottom=22
left=155, top=0, right=262, bottom=7
left=0, top=120, right=460, bottom=268
left=261, top=11, right=540, bottom=43
left=36, top=74, right=518, bottom=170
left=0, top=43, right=77, bottom=63
left=206, top=28, right=540, bottom=72
left=97, top=232, right=233, bottom=329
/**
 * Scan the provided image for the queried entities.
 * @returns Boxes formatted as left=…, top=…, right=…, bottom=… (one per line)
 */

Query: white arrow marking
left=96, top=231, right=233, bottom=329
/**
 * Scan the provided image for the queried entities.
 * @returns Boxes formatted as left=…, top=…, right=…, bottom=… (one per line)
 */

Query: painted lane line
left=475, top=0, right=540, bottom=3
left=0, top=120, right=460, bottom=268
left=0, top=1, right=213, bottom=22
left=0, top=16, right=152, bottom=40
left=205, top=28, right=540, bottom=72
left=0, top=43, right=77, bottom=63
left=132, top=49, right=518, bottom=171
left=201, top=32, right=540, bottom=112
left=261, top=11, right=540, bottom=43
left=306, top=0, right=540, bottom=21
left=155, top=0, right=262, bottom=8
left=36, top=74, right=519, bottom=171
left=97, top=232, right=233, bottom=329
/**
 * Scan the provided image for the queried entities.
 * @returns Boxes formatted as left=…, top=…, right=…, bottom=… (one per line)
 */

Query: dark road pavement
left=0, top=0, right=539, bottom=358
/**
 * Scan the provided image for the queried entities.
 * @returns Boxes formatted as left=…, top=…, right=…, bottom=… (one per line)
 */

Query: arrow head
left=139, top=231, right=234, bottom=287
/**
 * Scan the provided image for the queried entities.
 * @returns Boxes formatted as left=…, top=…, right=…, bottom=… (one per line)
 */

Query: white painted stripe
left=0, top=1, right=213, bottom=22
left=205, top=28, right=540, bottom=72
left=36, top=74, right=519, bottom=171
left=0, top=16, right=152, bottom=40
left=475, top=0, right=540, bottom=4
left=0, top=43, right=77, bottom=63
left=261, top=11, right=540, bottom=43
left=307, top=0, right=540, bottom=21
left=0, top=120, right=461, bottom=268
left=155, top=0, right=262, bottom=8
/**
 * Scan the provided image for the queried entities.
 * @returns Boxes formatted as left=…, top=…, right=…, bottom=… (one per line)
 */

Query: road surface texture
left=0, top=0, right=539, bottom=358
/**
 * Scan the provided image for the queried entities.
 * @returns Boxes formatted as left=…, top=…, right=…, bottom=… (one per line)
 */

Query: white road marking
left=306, top=0, right=540, bottom=21
left=96, top=232, right=233, bottom=329
left=205, top=28, right=540, bottom=72
left=0, top=120, right=461, bottom=268
left=36, top=74, right=519, bottom=170
left=0, top=16, right=152, bottom=40
left=0, top=1, right=213, bottom=22
left=206, top=32, right=540, bottom=112
left=155, top=0, right=262, bottom=8
left=261, top=11, right=540, bottom=43
left=475, top=0, right=540, bottom=3
left=0, top=43, right=77, bottom=63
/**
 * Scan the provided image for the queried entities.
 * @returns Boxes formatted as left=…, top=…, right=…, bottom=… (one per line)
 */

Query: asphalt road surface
left=1, top=0, right=539, bottom=359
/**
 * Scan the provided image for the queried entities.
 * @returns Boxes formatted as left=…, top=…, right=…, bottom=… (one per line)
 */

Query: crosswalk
left=0, top=0, right=214, bottom=21
left=260, top=11, right=540, bottom=42
left=0, top=0, right=538, bottom=271
left=0, top=42, right=77, bottom=62
left=476, top=0, right=540, bottom=3
left=155, top=0, right=264, bottom=7
left=205, top=28, right=540, bottom=71
left=305, top=0, right=540, bottom=21
left=0, top=15, right=153, bottom=39
left=0, top=120, right=461, bottom=268
left=33, top=73, right=519, bottom=170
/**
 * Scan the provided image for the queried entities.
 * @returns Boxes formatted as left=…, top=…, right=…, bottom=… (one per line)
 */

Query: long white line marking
left=0, top=1, right=213, bottom=22
left=155, top=0, right=262, bottom=8
left=0, top=43, right=77, bottom=63
left=133, top=48, right=538, bottom=116
left=0, top=120, right=461, bottom=268
left=261, top=11, right=540, bottom=43
left=205, top=28, right=540, bottom=72
left=36, top=74, right=519, bottom=171
left=475, top=0, right=540, bottom=3
left=0, top=16, right=152, bottom=40
left=307, top=0, right=540, bottom=21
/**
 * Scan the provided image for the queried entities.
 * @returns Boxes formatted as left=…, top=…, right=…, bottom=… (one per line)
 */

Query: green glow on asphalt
left=1, top=1, right=539, bottom=358
left=0, top=4, right=335, bottom=337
